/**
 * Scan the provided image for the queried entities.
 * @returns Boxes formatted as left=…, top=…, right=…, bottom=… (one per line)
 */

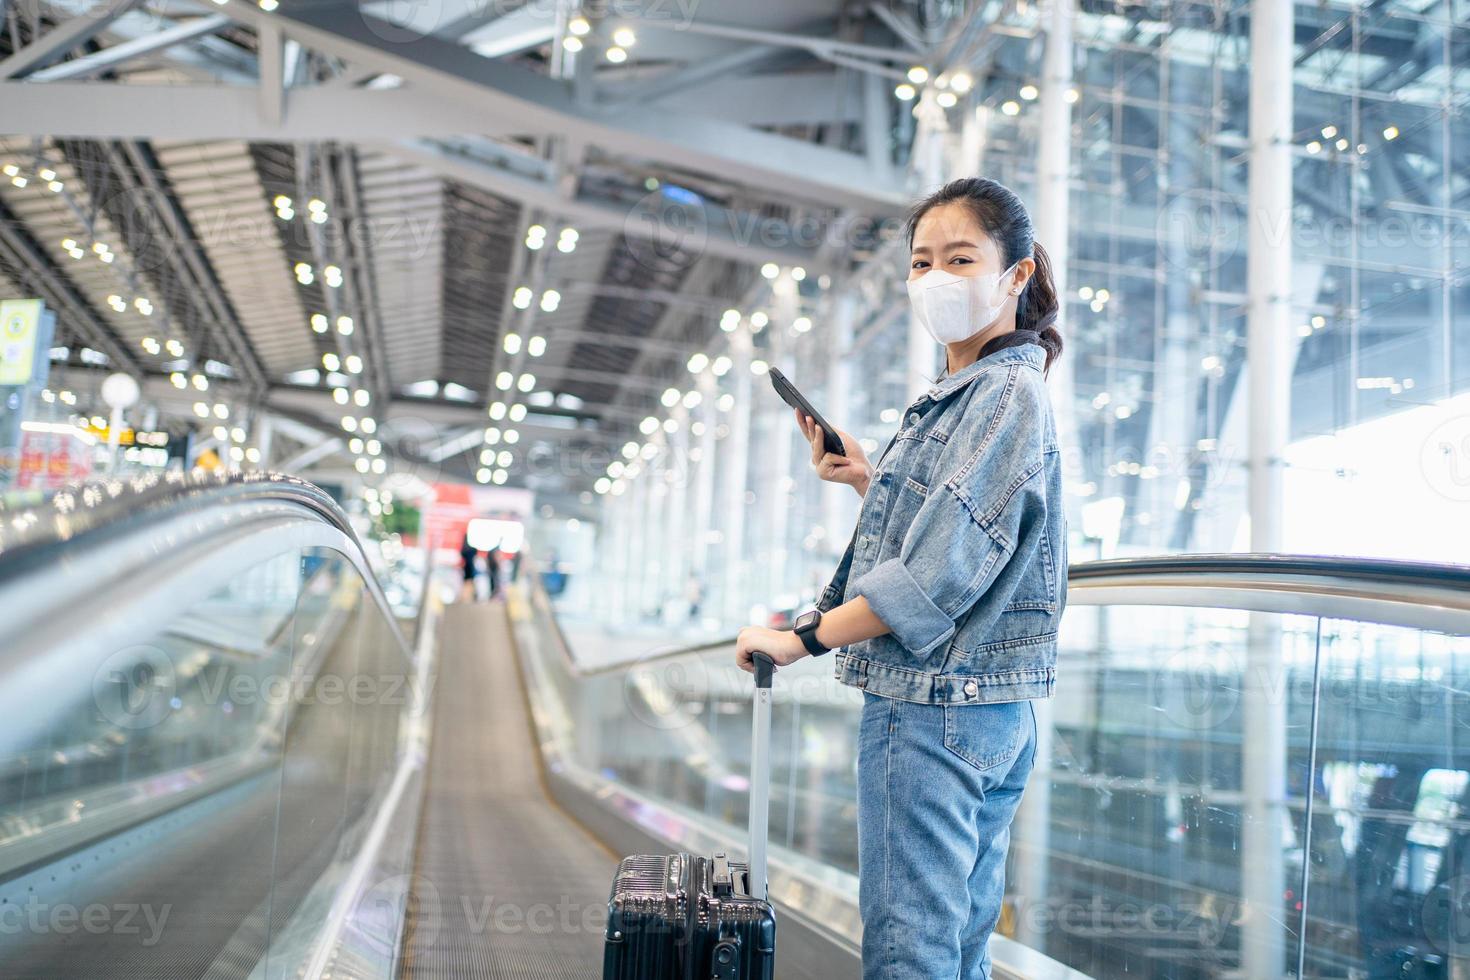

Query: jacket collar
left=924, top=341, right=1045, bottom=402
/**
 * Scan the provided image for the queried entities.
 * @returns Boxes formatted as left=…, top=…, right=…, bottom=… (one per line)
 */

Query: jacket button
left=963, top=680, right=978, bottom=697
left=907, top=412, right=921, bottom=426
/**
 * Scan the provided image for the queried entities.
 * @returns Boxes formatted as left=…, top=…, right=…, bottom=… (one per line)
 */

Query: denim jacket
left=817, top=342, right=1067, bottom=705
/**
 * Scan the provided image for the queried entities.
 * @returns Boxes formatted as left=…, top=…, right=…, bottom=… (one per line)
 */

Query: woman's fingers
left=806, top=417, right=825, bottom=465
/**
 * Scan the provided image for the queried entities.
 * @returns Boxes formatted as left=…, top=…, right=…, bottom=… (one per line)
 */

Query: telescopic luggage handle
left=749, top=653, right=774, bottom=902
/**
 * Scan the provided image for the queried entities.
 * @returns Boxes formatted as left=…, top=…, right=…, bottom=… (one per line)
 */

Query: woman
left=735, top=177, right=1068, bottom=979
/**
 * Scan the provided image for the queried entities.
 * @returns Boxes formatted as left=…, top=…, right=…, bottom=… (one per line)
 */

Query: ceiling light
left=894, top=84, right=916, bottom=101
left=606, top=46, right=627, bottom=63
left=907, top=65, right=929, bottom=84
left=568, top=16, right=590, bottom=35
left=612, top=26, right=636, bottom=47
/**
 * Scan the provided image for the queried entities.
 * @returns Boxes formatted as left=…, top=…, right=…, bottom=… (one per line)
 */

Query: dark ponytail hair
left=904, top=177, right=1064, bottom=376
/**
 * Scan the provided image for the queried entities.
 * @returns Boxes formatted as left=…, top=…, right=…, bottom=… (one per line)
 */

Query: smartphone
left=768, top=366, right=846, bottom=457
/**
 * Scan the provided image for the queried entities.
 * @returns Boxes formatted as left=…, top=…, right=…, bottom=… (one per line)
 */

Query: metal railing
left=521, top=551, right=1470, bottom=980
left=0, top=473, right=429, bottom=980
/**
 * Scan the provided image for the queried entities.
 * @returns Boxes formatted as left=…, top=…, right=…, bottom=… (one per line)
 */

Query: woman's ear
left=1009, top=257, right=1036, bottom=295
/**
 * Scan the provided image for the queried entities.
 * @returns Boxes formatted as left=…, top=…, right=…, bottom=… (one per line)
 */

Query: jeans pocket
left=942, top=699, right=1028, bottom=773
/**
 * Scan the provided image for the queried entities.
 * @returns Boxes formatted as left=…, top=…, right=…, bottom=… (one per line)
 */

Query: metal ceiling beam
left=330, top=146, right=393, bottom=410
left=390, top=139, right=840, bottom=274
left=0, top=199, right=143, bottom=376
left=0, top=0, right=143, bottom=78
left=27, top=12, right=229, bottom=81
left=115, top=141, right=271, bottom=393
left=619, top=15, right=917, bottom=66
left=0, top=81, right=510, bottom=138
left=215, top=0, right=906, bottom=214
left=601, top=42, right=780, bottom=106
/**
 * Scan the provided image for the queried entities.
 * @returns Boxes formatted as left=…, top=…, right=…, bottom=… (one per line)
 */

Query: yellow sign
left=0, top=298, right=43, bottom=386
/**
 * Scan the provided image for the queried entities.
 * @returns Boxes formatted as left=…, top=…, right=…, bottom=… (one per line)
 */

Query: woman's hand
left=735, top=625, right=808, bottom=674
left=796, top=410, right=872, bottom=497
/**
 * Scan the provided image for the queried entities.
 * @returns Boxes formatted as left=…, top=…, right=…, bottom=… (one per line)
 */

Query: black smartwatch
left=793, top=610, right=831, bottom=656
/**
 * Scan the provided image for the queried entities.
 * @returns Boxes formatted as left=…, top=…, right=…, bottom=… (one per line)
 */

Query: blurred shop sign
left=0, top=299, right=46, bottom=386
left=15, top=422, right=95, bottom=490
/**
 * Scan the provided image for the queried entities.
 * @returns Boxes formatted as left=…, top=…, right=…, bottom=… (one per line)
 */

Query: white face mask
left=905, top=262, right=1019, bottom=345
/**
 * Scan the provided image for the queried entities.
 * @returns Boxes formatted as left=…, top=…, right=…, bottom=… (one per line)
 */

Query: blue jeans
left=857, top=692, right=1038, bottom=979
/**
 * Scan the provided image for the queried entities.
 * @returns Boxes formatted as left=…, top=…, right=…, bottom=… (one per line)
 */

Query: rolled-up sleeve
left=851, top=371, right=1048, bottom=658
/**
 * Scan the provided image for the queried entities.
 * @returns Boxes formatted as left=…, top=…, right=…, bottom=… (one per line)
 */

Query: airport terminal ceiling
left=1, top=0, right=1467, bottom=551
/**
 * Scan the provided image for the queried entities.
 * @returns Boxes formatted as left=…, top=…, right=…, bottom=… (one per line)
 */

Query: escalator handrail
left=1067, top=551, right=1470, bottom=590
left=550, top=551, right=1470, bottom=675
left=0, top=470, right=364, bottom=586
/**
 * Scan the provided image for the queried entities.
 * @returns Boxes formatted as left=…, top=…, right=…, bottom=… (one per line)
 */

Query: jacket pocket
left=942, top=699, right=1028, bottom=773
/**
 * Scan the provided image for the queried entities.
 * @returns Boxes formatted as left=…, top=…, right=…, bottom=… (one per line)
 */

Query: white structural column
left=767, top=279, right=799, bottom=601
left=721, top=330, right=755, bottom=623
left=624, top=470, right=650, bottom=620
left=1243, top=0, right=1294, bottom=974
left=663, top=402, right=692, bottom=619
left=822, top=293, right=858, bottom=549
left=606, top=488, right=633, bottom=626
left=1013, top=0, right=1074, bottom=953
left=907, top=91, right=951, bottom=400
left=1033, top=0, right=1078, bottom=489
left=690, top=370, right=719, bottom=604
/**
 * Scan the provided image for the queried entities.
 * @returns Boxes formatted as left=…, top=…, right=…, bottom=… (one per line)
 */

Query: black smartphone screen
left=768, top=367, right=846, bottom=457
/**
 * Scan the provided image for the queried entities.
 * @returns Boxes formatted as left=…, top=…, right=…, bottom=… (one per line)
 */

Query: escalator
left=396, top=602, right=615, bottom=978
left=4, top=473, right=1468, bottom=980
left=0, top=473, right=870, bottom=980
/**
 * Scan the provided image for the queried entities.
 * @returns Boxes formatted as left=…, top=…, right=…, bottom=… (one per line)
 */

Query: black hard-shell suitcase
left=602, top=654, right=778, bottom=979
